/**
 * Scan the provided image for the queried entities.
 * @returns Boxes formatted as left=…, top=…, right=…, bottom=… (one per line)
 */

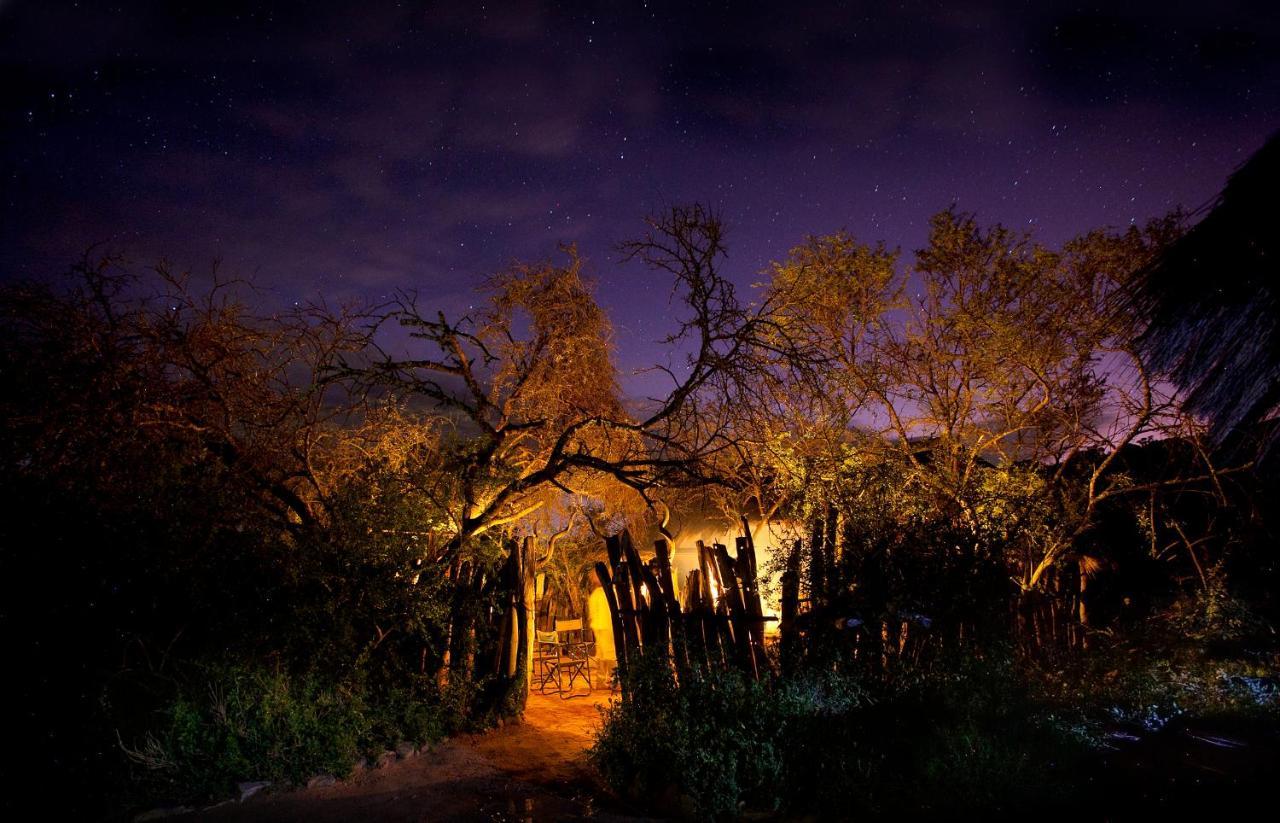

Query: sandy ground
left=189, top=690, right=656, bottom=823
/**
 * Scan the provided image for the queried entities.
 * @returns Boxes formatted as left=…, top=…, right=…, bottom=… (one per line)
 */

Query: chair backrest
left=554, top=618, right=583, bottom=634
left=536, top=630, right=558, bottom=645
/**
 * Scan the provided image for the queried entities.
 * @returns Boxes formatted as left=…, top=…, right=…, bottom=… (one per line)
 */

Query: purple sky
left=2, top=1, right=1276, bottom=382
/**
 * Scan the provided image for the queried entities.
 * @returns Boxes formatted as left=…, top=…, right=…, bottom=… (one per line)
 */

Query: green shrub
left=591, top=654, right=1090, bottom=819
left=1169, top=577, right=1272, bottom=644
left=120, top=662, right=465, bottom=804
left=1037, top=596, right=1280, bottom=729
left=887, top=656, right=1088, bottom=813
left=590, top=653, right=797, bottom=818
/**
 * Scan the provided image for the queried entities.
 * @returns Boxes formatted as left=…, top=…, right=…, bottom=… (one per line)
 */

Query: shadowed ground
left=189, top=691, right=654, bottom=822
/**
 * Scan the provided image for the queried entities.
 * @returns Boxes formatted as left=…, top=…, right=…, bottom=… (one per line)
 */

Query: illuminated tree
left=761, top=208, right=1228, bottom=604
left=334, top=207, right=820, bottom=708
left=345, top=247, right=622, bottom=558
left=345, top=207, right=821, bottom=561
left=0, top=257, right=371, bottom=532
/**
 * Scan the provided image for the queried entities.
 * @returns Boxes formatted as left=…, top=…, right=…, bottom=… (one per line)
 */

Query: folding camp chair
left=552, top=618, right=593, bottom=698
left=532, top=629, right=561, bottom=694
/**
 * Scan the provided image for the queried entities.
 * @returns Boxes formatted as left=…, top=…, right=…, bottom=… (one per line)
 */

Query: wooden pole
left=685, top=568, right=711, bottom=669
left=780, top=539, right=802, bottom=675
left=655, top=538, right=692, bottom=677
left=594, top=561, right=629, bottom=692
left=607, top=534, right=640, bottom=652
left=736, top=532, right=768, bottom=676
left=621, top=530, right=660, bottom=644
left=714, top=542, right=757, bottom=678
left=698, top=541, right=731, bottom=668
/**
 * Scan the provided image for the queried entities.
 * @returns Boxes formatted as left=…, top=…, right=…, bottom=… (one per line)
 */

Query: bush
left=590, top=653, right=799, bottom=819
left=591, top=653, right=1090, bottom=820
left=119, top=662, right=465, bottom=805
left=1039, top=598, right=1280, bottom=729
left=882, top=656, right=1088, bottom=813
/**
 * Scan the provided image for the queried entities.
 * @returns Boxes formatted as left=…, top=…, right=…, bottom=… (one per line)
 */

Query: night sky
left=2, top=1, right=1277, bottom=379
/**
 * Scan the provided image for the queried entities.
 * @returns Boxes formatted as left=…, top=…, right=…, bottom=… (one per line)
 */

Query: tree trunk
left=480, top=539, right=533, bottom=718
left=1077, top=557, right=1090, bottom=651
left=823, top=506, right=838, bottom=600
left=780, top=539, right=802, bottom=675
left=516, top=536, right=535, bottom=709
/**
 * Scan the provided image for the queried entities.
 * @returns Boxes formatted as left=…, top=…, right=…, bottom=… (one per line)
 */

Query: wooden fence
left=593, top=528, right=772, bottom=693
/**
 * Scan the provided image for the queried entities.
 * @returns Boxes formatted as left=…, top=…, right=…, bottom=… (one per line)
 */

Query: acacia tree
left=0, top=257, right=372, bottom=533
left=749, top=231, right=902, bottom=516
left=346, top=247, right=622, bottom=559
left=336, top=206, right=819, bottom=707
left=0, top=259, right=423, bottom=800
left=761, top=209, right=1236, bottom=606
left=878, top=211, right=1194, bottom=593
left=345, top=207, right=820, bottom=560
left=141, top=267, right=376, bottom=531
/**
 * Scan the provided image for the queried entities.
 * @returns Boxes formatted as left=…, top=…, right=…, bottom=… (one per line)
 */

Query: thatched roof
left=1130, top=132, right=1280, bottom=454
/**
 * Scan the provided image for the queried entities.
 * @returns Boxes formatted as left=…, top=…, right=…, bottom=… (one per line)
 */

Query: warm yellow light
left=707, top=573, right=721, bottom=605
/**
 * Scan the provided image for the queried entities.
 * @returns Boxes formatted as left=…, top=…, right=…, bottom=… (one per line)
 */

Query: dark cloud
left=1, top=0, right=1276, bottom=380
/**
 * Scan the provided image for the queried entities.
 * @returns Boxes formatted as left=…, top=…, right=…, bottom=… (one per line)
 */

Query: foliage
left=590, top=652, right=798, bottom=819
left=761, top=209, right=1197, bottom=595
left=4, top=202, right=1278, bottom=818
left=591, top=653, right=1091, bottom=819
left=1168, top=575, right=1274, bottom=644
left=1039, top=594, right=1280, bottom=727
left=118, top=663, right=466, bottom=804
left=0, top=265, right=501, bottom=815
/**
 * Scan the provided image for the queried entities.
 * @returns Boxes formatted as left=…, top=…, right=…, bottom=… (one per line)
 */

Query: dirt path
left=190, top=692, right=655, bottom=822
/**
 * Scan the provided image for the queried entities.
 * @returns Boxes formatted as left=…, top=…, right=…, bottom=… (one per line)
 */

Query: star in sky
left=1, top=1, right=1276, bottom=385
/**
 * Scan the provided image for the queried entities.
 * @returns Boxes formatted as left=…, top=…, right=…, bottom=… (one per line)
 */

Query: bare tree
left=342, top=207, right=822, bottom=562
